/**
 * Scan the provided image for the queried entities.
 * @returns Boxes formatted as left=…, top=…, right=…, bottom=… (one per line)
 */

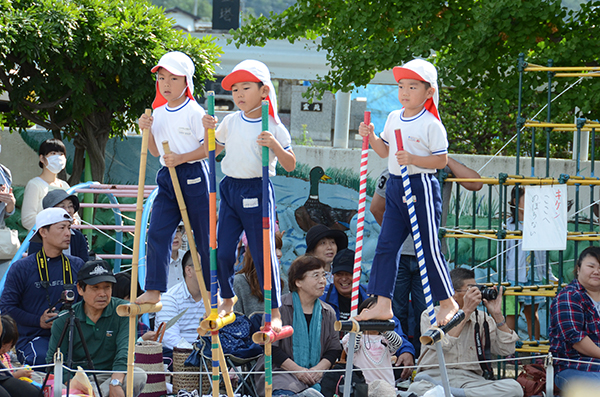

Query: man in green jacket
left=46, top=260, right=147, bottom=397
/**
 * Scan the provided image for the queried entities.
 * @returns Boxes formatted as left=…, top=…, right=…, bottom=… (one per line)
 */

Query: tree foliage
left=0, top=0, right=222, bottom=183
left=232, top=0, right=600, bottom=158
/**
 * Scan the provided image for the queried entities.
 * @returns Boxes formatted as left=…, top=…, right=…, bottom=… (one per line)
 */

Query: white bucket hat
left=393, top=59, right=440, bottom=120
left=151, top=51, right=196, bottom=109
left=221, top=60, right=281, bottom=125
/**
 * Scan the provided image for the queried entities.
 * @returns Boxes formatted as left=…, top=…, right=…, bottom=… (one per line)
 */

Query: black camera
left=61, top=289, right=76, bottom=304
left=474, top=285, right=498, bottom=301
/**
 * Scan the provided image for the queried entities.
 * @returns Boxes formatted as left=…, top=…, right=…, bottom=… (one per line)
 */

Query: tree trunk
left=69, top=110, right=112, bottom=184
left=68, top=136, right=86, bottom=186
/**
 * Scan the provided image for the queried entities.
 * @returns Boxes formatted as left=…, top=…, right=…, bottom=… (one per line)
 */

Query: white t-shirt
left=380, top=108, right=448, bottom=176
left=151, top=98, right=206, bottom=167
left=215, top=111, right=292, bottom=178
left=21, top=177, right=70, bottom=230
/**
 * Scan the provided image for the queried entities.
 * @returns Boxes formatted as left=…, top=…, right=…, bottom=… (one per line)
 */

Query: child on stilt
left=137, top=51, right=211, bottom=304
left=355, top=59, right=458, bottom=325
left=201, top=60, right=296, bottom=330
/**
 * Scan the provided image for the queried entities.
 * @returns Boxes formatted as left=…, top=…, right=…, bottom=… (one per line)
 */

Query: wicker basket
left=172, top=347, right=211, bottom=395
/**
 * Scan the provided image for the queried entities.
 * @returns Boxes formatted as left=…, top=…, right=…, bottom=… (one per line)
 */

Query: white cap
left=221, top=60, right=281, bottom=124
left=393, top=59, right=439, bottom=120
left=31, top=208, right=73, bottom=243
left=151, top=51, right=196, bottom=109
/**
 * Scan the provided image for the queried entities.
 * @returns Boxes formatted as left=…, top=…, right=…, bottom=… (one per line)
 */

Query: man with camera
left=46, top=260, right=147, bottom=397
left=0, top=208, right=84, bottom=366
left=407, top=268, right=523, bottom=397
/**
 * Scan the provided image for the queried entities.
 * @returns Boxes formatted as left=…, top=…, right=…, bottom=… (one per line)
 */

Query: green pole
left=83, top=152, right=94, bottom=243
left=516, top=53, right=526, bottom=175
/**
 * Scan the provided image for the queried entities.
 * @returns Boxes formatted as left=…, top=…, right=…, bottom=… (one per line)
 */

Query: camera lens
left=62, top=289, right=75, bottom=302
left=482, top=288, right=498, bottom=301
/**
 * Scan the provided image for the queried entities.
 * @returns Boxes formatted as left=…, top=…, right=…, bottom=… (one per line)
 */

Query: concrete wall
left=2, top=126, right=595, bottom=192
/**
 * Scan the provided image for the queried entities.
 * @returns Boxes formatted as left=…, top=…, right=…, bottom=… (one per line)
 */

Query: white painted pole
left=333, top=91, right=351, bottom=148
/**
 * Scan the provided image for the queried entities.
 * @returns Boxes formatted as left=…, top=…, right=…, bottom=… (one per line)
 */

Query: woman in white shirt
left=21, top=139, right=70, bottom=230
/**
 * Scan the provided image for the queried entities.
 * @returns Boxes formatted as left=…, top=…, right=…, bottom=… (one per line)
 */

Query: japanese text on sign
left=523, top=185, right=567, bottom=251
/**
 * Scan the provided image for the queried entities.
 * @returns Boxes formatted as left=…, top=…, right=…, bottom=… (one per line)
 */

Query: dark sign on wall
left=212, top=0, right=240, bottom=30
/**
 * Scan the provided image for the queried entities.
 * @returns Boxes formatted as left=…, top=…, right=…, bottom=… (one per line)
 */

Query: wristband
left=496, top=318, right=506, bottom=328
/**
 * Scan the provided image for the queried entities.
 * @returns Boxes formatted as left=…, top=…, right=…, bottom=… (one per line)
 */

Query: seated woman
left=257, top=255, right=342, bottom=396
left=233, top=231, right=288, bottom=317
left=305, top=224, right=348, bottom=284
left=21, top=139, right=70, bottom=230
left=550, top=246, right=600, bottom=390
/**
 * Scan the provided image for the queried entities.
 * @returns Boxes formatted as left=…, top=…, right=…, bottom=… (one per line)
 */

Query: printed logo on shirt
left=407, top=135, right=421, bottom=144
left=178, top=127, right=192, bottom=136
left=106, top=331, right=114, bottom=337
left=243, top=198, right=259, bottom=208
left=34, top=280, right=65, bottom=289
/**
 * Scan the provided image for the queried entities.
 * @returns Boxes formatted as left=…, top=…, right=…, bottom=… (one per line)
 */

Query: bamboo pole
left=161, top=140, right=234, bottom=397
left=125, top=108, right=153, bottom=397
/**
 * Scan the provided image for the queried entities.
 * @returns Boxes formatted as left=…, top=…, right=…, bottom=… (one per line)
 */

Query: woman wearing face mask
left=21, top=139, right=70, bottom=230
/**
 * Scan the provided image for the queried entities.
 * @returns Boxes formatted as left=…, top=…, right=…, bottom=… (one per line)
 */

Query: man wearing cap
left=28, top=189, right=89, bottom=262
left=0, top=208, right=84, bottom=366
left=46, top=260, right=147, bottom=397
left=305, top=224, right=348, bottom=278
left=137, top=51, right=211, bottom=306
left=167, top=222, right=187, bottom=291
left=321, top=249, right=416, bottom=380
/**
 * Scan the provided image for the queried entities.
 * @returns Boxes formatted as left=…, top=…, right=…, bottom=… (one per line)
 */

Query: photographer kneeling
left=407, top=268, right=523, bottom=397
left=46, top=260, right=146, bottom=397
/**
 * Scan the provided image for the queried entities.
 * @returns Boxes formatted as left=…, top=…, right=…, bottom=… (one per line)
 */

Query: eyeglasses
left=308, top=271, right=331, bottom=280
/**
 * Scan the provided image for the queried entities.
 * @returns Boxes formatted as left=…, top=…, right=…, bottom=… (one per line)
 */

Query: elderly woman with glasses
left=257, top=255, right=342, bottom=396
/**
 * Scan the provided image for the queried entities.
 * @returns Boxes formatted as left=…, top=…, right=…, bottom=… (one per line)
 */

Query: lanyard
left=36, top=248, right=73, bottom=308
left=473, top=311, right=495, bottom=380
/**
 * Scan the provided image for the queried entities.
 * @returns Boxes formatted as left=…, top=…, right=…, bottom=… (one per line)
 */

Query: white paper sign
left=522, top=185, right=567, bottom=251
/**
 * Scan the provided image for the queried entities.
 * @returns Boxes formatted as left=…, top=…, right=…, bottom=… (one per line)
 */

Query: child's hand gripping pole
left=420, top=310, right=466, bottom=345
left=342, top=111, right=371, bottom=397
left=394, top=129, right=452, bottom=397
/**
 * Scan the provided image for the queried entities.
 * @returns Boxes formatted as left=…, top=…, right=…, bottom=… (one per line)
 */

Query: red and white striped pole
left=342, top=111, right=371, bottom=397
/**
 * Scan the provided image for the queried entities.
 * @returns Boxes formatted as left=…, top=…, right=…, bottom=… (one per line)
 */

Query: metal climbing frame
left=0, top=182, right=158, bottom=295
left=437, top=55, right=600, bottom=379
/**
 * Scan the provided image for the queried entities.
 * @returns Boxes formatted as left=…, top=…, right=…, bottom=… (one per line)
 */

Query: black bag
left=320, top=363, right=368, bottom=397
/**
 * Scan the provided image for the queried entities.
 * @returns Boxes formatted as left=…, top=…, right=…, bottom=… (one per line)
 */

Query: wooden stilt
left=260, top=100, right=277, bottom=397
left=161, top=138, right=234, bottom=397
left=342, top=111, right=371, bottom=397
left=126, top=108, right=152, bottom=397
left=204, top=91, right=223, bottom=397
